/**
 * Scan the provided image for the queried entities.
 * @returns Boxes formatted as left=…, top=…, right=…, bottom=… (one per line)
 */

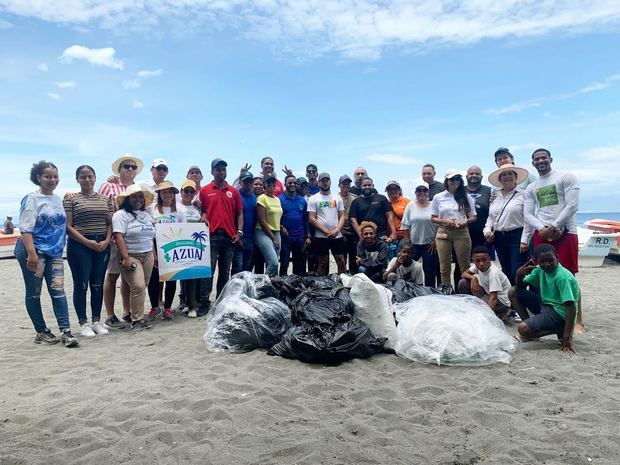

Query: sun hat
left=155, top=181, right=179, bottom=194
left=488, top=163, right=529, bottom=188
left=111, top=154, right=144, bottom=175
left=180, top=179, right=197, bottom=191
left=115, top=184, right=154, bottom=208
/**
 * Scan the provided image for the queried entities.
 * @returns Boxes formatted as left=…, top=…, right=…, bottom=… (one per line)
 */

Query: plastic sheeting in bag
left=394, top=295, right=518, bottom=366
left=204, top=272, right=291, bottom=352
left=267, top=319, right=385, bottom=364
left=386, top=279, right=444, bottom=304
left=348, top=273, right=399, bottom=350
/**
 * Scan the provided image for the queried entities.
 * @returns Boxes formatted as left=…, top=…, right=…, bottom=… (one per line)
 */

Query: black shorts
left=516, top=287, right=566, bottom=337
left=313, top=237, right=345, bottom=257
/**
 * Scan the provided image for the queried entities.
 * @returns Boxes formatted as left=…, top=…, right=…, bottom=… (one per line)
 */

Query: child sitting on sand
left=383, top=245, right=424, bottom=285
left=458, top=245, right=512, bottom=320
left=508, top=243, right=579, bottom=353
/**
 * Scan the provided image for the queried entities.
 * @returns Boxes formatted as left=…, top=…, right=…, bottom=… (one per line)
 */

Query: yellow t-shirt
left=256, top=194, right=283, bottom=231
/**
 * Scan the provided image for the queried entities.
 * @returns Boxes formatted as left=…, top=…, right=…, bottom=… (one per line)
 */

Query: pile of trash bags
left=394, top=295, right=518, bottom=366
left=204, top=272, right=518, bottom=366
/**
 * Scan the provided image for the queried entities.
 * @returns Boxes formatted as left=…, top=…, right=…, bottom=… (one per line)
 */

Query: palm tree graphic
left=192, top=231, right=207, bottom=260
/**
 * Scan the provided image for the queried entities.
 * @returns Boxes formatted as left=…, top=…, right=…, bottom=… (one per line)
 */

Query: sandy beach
left=1, top=258, right=619, bottom=465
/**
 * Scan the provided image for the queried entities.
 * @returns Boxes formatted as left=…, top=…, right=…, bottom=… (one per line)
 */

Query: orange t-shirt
left=390, top=196, right=411, bottom=239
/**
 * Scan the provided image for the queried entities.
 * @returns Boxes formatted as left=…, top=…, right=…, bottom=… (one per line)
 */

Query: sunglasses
left=415, top=188, right=429, bottom=193
left=182, top=188, right=196, bottom=194
left=155, top=166, right=168, bottom=172
left=122, top=164, right=138, bottom=170
left=306, top=169, right=317, bottom=173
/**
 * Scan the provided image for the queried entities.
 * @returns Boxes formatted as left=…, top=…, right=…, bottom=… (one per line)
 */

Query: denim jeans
left=280, top=236, right=305, bottom=276
left=494, top=228, right=528, bottom=285
left=148, top=266, right=177, bottom=309
left=411, top=243, right=439, bottom=287
left=15, top=239, right=70, bottom=333
left=200, top=231, right=235, bottom=305
left=66, top=235, right=110, bottom=324
left=254, top=229, right=281, bottom=277
left=231, top=239, right=254, bottom=275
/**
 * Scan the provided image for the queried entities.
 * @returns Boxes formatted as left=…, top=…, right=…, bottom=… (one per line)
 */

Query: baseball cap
left=211, top=158, right=227, bottom=169
left=444, top=169, right=463, bottom=180
left=338, top=174, right=352, bottom=184
left=296, top=176, right=308, bottom=185
left=306, top=163, right=318, bottom=171
left=385, top=180, right=401, bottom=191
left=414, top=180, right=430, bottom=190
left=264, top=175, right=277, bottom=184
left=187, top=165, right=202, bottom=175
left=239, top=171, right=254, bottom=182
left=494, top=147, right=512, bottom=158
left=180, top=179, right=197, bottom=191
left=318, top=172, right=330, bottom=181
left=151, top=158, right=168, bottom=168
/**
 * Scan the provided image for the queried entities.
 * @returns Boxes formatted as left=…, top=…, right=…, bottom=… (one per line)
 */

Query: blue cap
left=211, top=158, right=227, bottom=169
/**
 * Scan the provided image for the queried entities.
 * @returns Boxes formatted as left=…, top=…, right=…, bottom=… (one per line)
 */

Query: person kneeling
left=356, top=221, right=387, bottom=283
left=508, top=244, right=579, bottom=353
left=458, top=245, right=512, bottom=320
left=383, top=245, right=424, bottom=285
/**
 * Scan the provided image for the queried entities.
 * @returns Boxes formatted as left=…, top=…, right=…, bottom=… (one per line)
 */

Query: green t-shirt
left=256, top=194, right=283, bottom=231
left=523, top=264, right=579, bottom=320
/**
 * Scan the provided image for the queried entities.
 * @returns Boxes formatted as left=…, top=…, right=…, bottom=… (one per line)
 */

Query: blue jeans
left=280, top=236, right=305, bottom=276
left=67, top=235, right=110, bottom=324
left=494, top=228, right=528, bottom=285
left=231, top=239, right=254, bottom=275
left=15, top=239, right=70, bottom=333
left=412, top=243, right=439, bottom=287
left=254, top=229, right=281, bottom=277
left=200, top=231, right=235, bottom=305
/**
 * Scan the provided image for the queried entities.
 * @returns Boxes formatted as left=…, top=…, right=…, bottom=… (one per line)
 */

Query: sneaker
left=175, top=300, right=188, bottom=313
left=61, top=329, right=79, bottom=348
left=162, top=308, right=174, bottom=320
left=104, top=315, right=128, bottom=330
left=34, top=329, right=60, bottom=345
left=131, top=319, right=151, bottom=332
left=80, top=324, right=96, bottom=338
left=196, top=302, right=210, bottom=317
left=511, top=310, right=522, bottom=323
left=187, top=309, right=197, bottom=318
left=91, top=321, right=109, bottom=335
left=147, top=307, right=159, bottom=321
left=122, top=313, right=132, bottom=323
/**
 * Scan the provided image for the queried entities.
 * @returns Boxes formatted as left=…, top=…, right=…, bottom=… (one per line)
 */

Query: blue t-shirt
left=19, top=191, right=67, bottom=257
left=278, top=193, right=308, bottom=240
left=308, top=185, right=321, bottom=195
left=239, top=189, right=257, bottom=239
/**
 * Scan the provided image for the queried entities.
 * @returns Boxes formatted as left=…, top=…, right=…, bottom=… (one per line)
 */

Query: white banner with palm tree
left=155, top=223, right=211, bottom=281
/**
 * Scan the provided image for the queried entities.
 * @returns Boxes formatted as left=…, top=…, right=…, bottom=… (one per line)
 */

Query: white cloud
left=46, top=92, right=61, bottom=100
left=3, top=1, right=620, bottom=60
left=366, top=154, right=419, bottom=165
left=58, top=45, right=123, bottom=69
left=488, top=99, right=542, bottom=116
left=579, top=74, right=620, bottom=94
left=37, top=63, right=48, bottom=72
left=123, top=79, right=141, bottom=89
left=132, top=100, right=144, bottom=108
left=137, top=69, right=162, bottom=78
left=54, top=80, right=76, bottom=88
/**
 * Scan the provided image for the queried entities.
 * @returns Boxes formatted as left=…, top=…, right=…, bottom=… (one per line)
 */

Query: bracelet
left=236, top=229, right=243, bottom=236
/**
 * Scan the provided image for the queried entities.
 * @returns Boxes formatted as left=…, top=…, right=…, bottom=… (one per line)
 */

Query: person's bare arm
left=113, top=232, right=133, bottom=270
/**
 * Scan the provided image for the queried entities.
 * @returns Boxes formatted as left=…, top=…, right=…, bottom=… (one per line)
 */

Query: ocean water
left=576, top=212, right=620, bottom=226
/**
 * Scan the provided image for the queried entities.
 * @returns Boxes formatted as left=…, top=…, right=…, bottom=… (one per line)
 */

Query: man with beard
left=422, top=163, right=445, bottom=200
left=465, top=166, right=492, bottom=249
left=350, top=166, right=368, bottom=196
left=349, top=177, right=397, bottom=243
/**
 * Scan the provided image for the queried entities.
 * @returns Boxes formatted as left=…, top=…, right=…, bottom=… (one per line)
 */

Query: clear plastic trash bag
left=204, top=272, right=291, bottom=352
left=394, top=295, right=518, bottom=366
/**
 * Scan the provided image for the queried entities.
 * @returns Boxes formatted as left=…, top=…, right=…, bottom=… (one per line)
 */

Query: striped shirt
left=98, top=180, right=132, bottom=211
left=63, top=192, right=113, bottom=236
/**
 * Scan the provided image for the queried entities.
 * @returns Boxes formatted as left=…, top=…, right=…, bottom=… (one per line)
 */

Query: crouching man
left=458, top=246, right=512, bottom=320
left=508, top=244, right=579, bottom=353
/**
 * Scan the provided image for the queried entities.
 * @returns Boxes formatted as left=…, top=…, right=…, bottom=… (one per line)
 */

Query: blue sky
left=1, top=0, right=619, bottom=218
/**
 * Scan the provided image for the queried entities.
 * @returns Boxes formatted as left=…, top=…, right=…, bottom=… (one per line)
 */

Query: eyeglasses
left=182, top=188, right=196, bottom=194
left=122, top=164, right=138, bottom=170
left=155, top=166, right=168, bottom=172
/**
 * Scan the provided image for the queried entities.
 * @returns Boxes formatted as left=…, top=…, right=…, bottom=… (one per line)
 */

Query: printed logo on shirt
left=318, top=200, right=337, bottom=208
left=226, top=191, right=233, bottom=198
left=536, top=184, right=559, bottom=208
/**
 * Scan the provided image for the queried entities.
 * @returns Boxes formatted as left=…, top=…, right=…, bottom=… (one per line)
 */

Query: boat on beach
left=0, top=229, right=19, bottom=259
left=578, top=219, right=620, bottom=267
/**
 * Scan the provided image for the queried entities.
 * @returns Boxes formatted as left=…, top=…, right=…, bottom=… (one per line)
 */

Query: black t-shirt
left=467, top=184, right=492, bottom=233
left=349, top=193, right=393, bottom=237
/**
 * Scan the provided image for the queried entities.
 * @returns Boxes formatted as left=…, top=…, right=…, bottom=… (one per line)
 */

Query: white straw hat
left=488, top=163, right=529, bottom=188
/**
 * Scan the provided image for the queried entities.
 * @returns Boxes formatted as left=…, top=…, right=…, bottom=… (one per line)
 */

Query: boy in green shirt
left=508, top=244, right=579, bottom=353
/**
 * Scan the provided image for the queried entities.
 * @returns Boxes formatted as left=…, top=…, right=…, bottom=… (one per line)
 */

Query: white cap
left=414, top=180, right=429, bottom=190
left=444, top=168, right=463, bottom=180
left=151, top=158, right=168, bottom=167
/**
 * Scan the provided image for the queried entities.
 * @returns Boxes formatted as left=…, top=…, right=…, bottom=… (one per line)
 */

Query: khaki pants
left=435, top=227, right=471, bottom=286
left=119, top=252, right=154, bottom=322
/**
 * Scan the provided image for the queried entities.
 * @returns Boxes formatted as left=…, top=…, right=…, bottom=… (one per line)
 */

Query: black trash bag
left=270, top=275, right=305, bottom=307
left=267, top=319, right=386, bottom=364
left=291, top=287, right=354, bottom=325
left=386, top=279, right=445, bottom=303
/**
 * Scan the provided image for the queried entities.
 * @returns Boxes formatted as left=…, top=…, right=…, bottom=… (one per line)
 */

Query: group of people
left=15, top=146, right=583, bottom=352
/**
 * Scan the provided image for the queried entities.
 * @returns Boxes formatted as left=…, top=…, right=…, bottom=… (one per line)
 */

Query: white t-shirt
left=524, top=170, right=579, bottom=234
left=401, top=202, right=437, bottom=244
left=112, top=209, right=155, bottom=254
left=387, top=257, right=424, bottom=285
left=177, top=203, right=201, bottom=223
left=307, top=192, right=344, bottom=239
left=468, top=263, right=511, bottom=307
left=147, top=205, right=186, bottom=224
left=431, top=190, right=476, bottom=225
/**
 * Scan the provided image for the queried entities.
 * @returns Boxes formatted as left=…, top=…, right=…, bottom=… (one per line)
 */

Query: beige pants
left=119, top=252, right=154, bottom=322
left=435, top=227, right=471, bottom=286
